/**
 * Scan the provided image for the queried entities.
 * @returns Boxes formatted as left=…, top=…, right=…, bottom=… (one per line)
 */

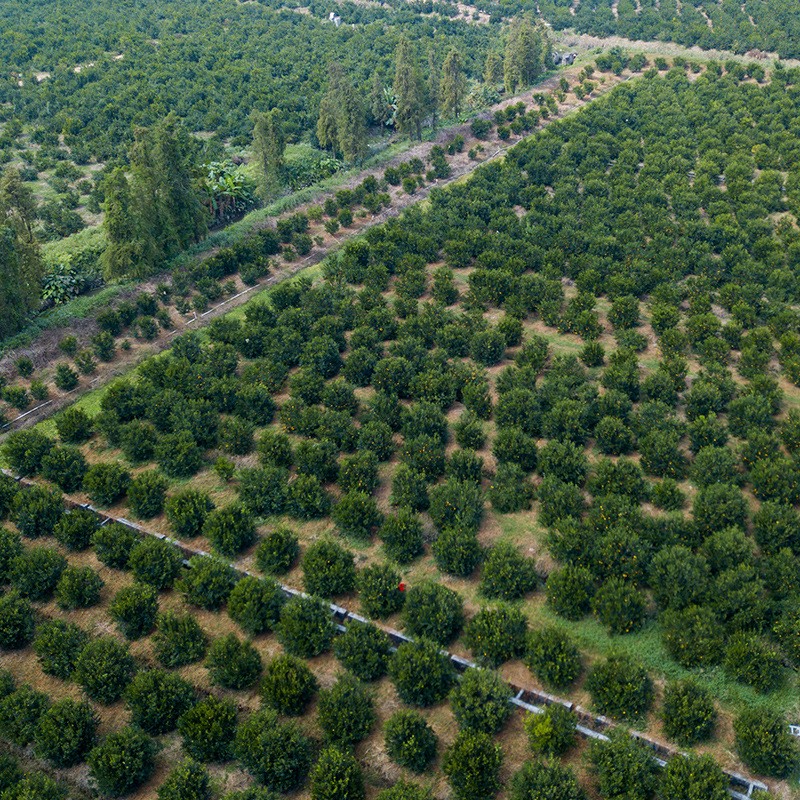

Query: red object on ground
left=398, top=582, right=406, bottom=592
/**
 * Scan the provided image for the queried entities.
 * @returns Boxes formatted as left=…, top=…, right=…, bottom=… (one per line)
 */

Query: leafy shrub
left=0, top=592, right=35, bottom=649
left=334, top=621, right=391, bottom=681
left=432, top=526, right=482, bottom=577
left=511, top=759, right=585, bottom=800
left=303, top=539, right=356, bottom=597
left=3, top=430, right=54, bottom=476
left=661, top=679, right=716, bottom=745
left=0, top=478, right=19, bottom=523
left=588, top=732, right=657, bottom=800
left=659, top=753, right=728, bottom=800
left=238, top=465, right=287, bottom=516
left=218, top=417, right=255, bottom=455
left=1, top=773, right=66, bottom=800
left=119, top=420, right=158, bottom=463
left=317, top=673, right=375, bottom=745
left=53, top=508, right=97, bottom=550
left=524, top=626, right=582, bottom=689
left=356, top=562, right=405, bottom=618
left=227, top=575, right=285, bottom=635
left=277, top=595, right=335, bottom=657
left=234, top=709, right=312, bottom=792
left=110, top=583, right=159, bottom=639
left=0, top=671, right=12, bottom=700
left=129, top=537, right=182, bottom=589
left=480, top=542, right=537, bottom=600
left=206, top=633, right=262, bottom=690
left=286, top=474, right=332, bottom=519
left=82, top=462, right=130, bottom=506
left=261, top=654, right=318, bottom=715
left=464, top=604, right=527, bottom=668
left=0, top=528, right=21, bottom=584
left=157, top=760, right=211, bottom=800
left=442, top=731, right=502, bottom=800
left=113, top=671, right=187, bottom=744
left=11, top=485, right=62, bottom=538
left=585, top=654, right=653, bottom=722
left=74, top=637, right=137, bottom=704
left=648, top=544, right=709, bottom=611
left=384, top=710, right=437, bottom=773
left=177, top=694, right=237, bottom=762
left=403, top=581, right=464, bottom=644
left=338, top=450, right=379, bottom=494
left=10, top=546, right=66, bottom=600
left=390, top=463, right=430, bottom=510
left=524, top=703, right=577, bottom=756
left=331, top=490, right=382, bottom=539
left=428, top=479, right=483, bottom=533
left=165, top=488, right=215, bottom=538
left=0, top=685, right=50, bottom=746
left=450, top=668, right=512, bottom=734
left=735, top=707, right=798, bottom=778
left=33, top=619, right=87, bottom=678
left=153, top=611, right=208, bottom=668
left=41, top=445, right=87, bottom=491
left=310, top=746, right=364, bottom=800
left=379, top=509, right=424, bottom=564
left=156, top=431, right=204, bottom=478
left=203, top=503, right=257, bottom=557
left=34, top=698, right=98, bottom=768
left=92, top=522, right=140, bottom=569
left=389, top=639, right=456, bottom=706
left=591, top=577, right=647, bottom=634
left=723, top=633, right=785, bottom=693
left=127, top=470, right=168, bottom=518
left=55, top=407, right=93, bottom=443
left=255, top=527, right=299, bottom=574
left=55, top=564, right=104, bottom=609
left=486, top=463, right=535, bottom=512
left=661, top=605, right=724, bottom=668
left=493, top=427, right=538, bottom=472
left=87, top=726, right=157, bottom=797
left=179, top=556, right=238, bottom=610
left=545, top=565, right=594, bottom=620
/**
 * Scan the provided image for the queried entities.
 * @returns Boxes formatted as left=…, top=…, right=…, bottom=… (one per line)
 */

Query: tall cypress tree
left=484, top=51, right=503, bottom=85
left=504, top=18, right=550, bottom=93
left=101, top=168, right=158, bottom=280
left=252, top=109, right=286, bottom=200
left=427, top=46, right=441, bottom=131
left=149, top=113, right=207, bottom=254
left=440, top=48, right=467, bottom=118
left=369, top=71, right=390, bottom=131
left=102, top=114, right=207, bottom=279
left=393, top=36, right=426, bottom=140
left=0, top=168, right=42, bottom=339
left=317, top=64, right=367, bottom=164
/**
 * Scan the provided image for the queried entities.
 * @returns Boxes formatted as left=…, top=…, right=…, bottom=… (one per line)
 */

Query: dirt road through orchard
left=1, top=63, right=636, bottom=433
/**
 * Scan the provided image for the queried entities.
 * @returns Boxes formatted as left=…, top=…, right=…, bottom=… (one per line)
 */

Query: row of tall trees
left=102, top=114, right=207, bottom=280
left=100, top=18, right=550, bottom=280
left=317, top=18, right=549, bottom=158
left=0, top=168, right=42, bottom=339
